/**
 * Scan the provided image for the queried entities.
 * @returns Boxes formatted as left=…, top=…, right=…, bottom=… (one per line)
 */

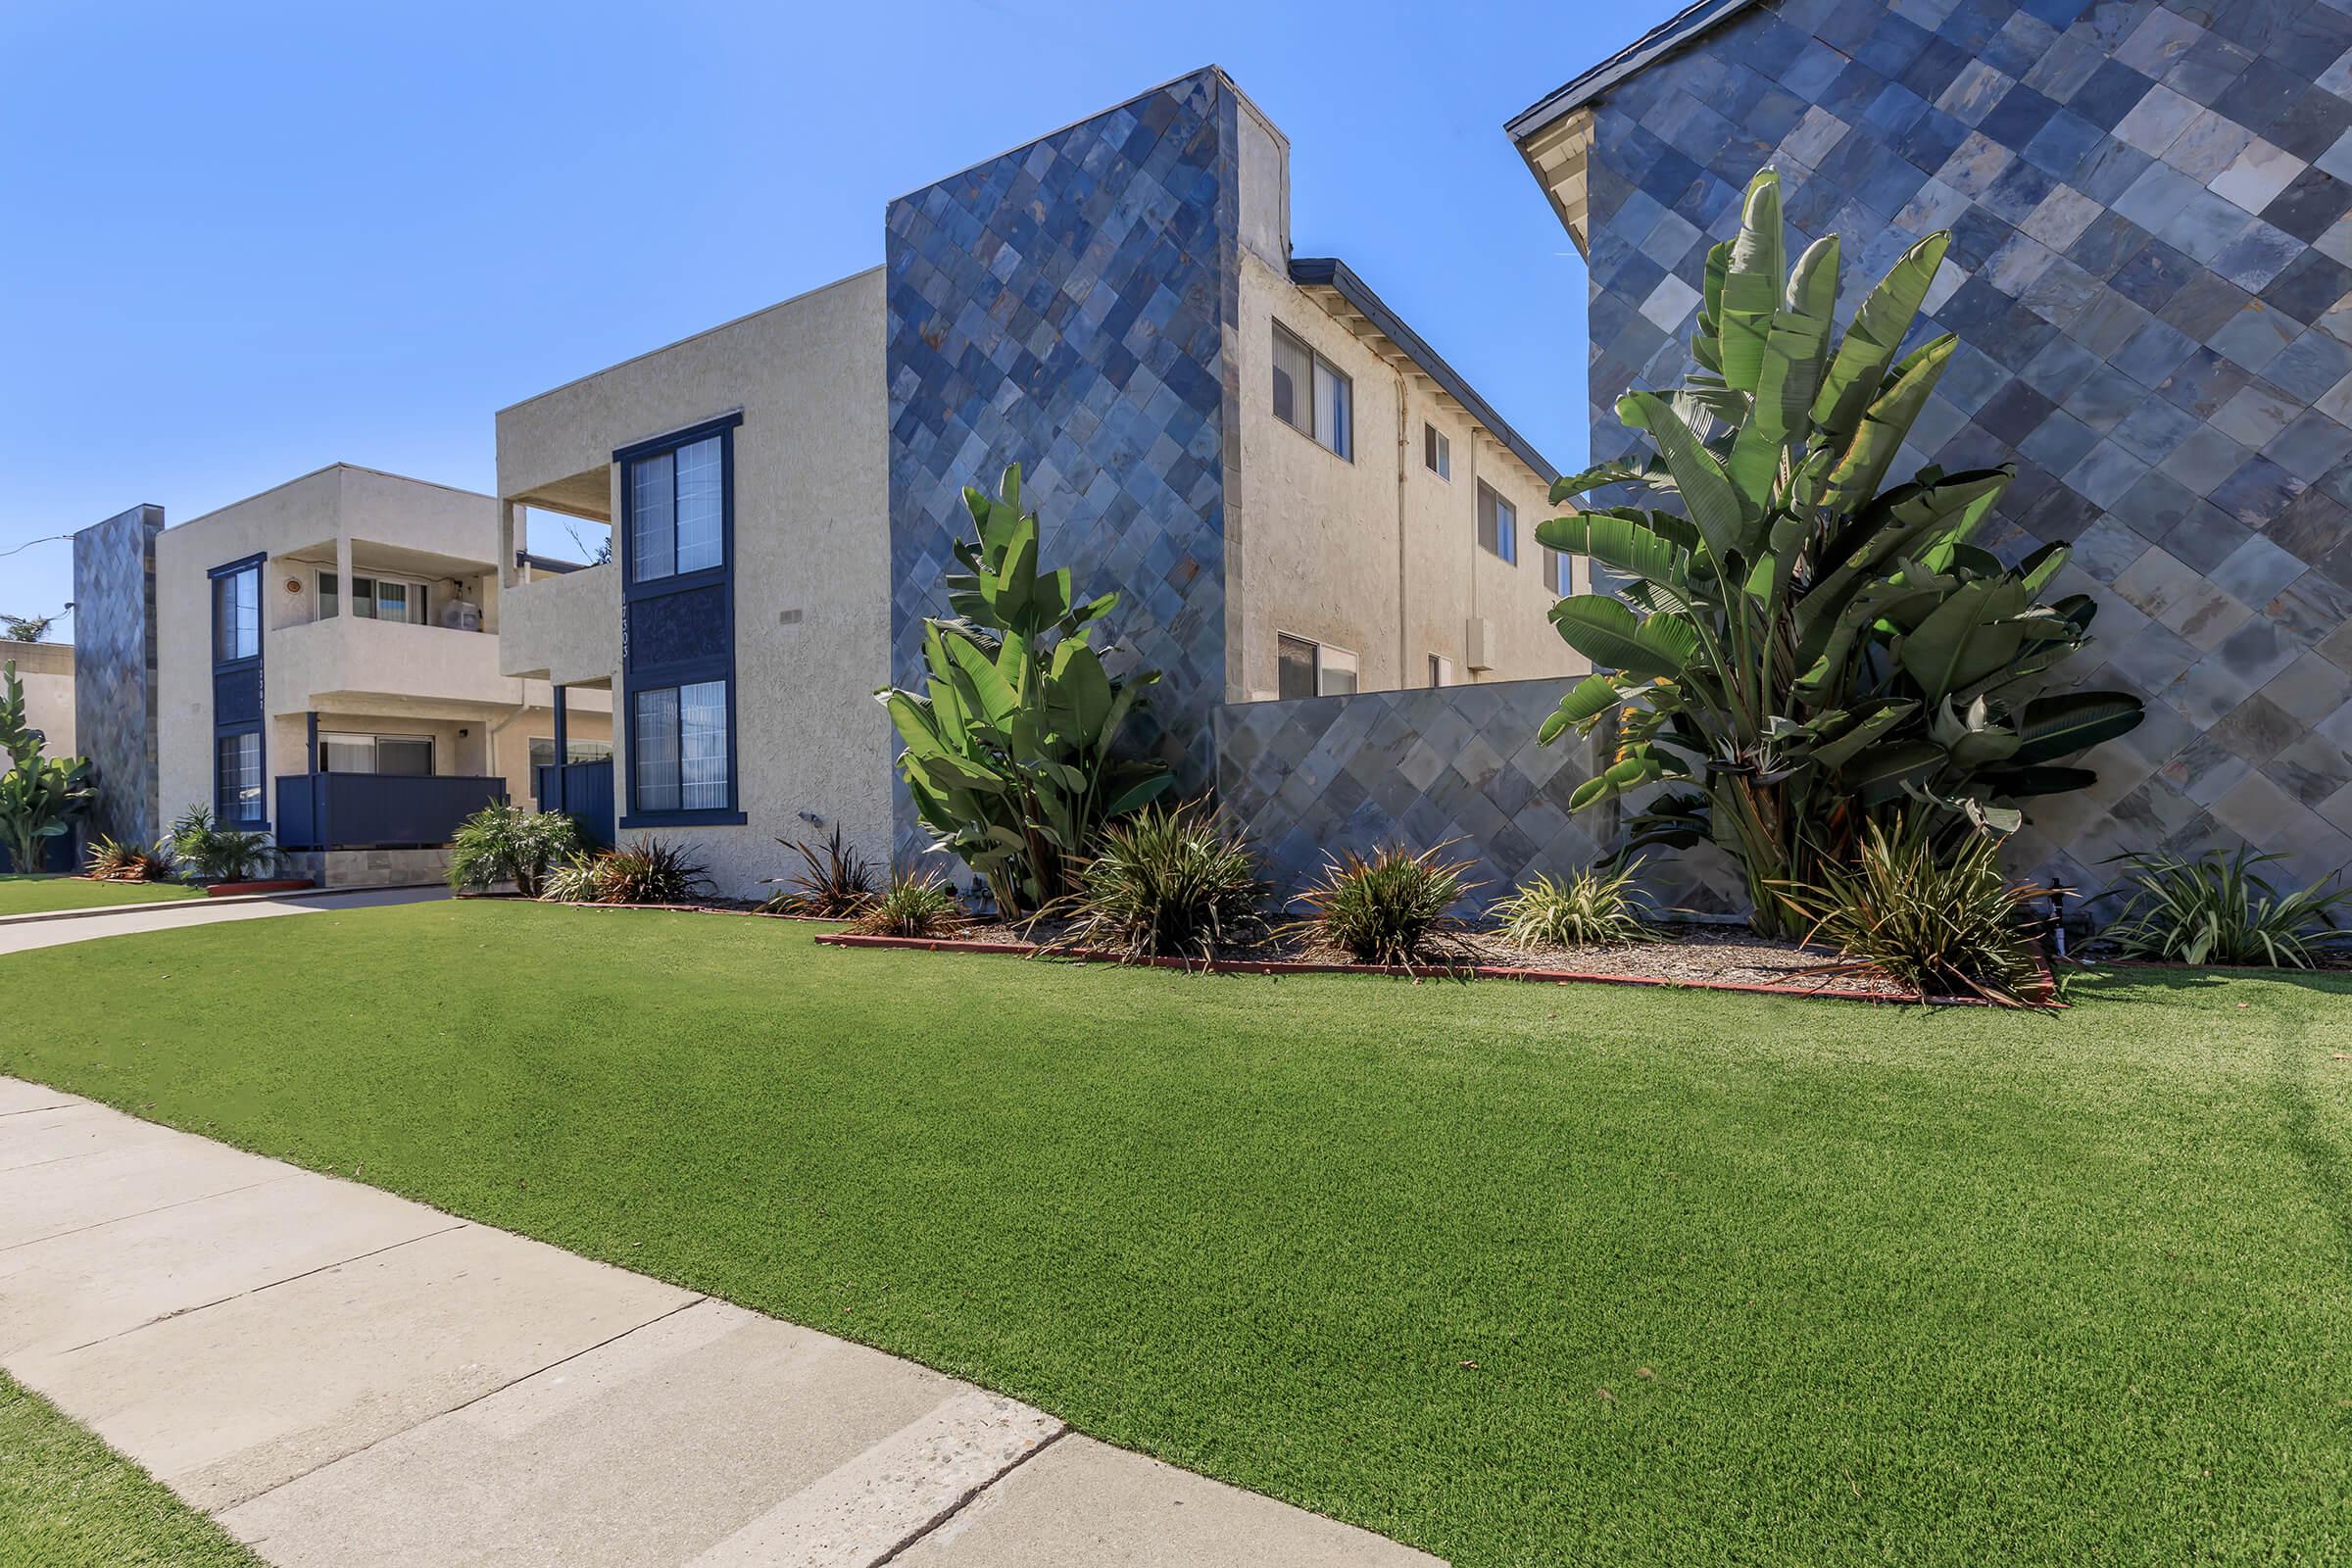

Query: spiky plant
left=2097, top=848, right=2351, bottom=968
left=850, top=871, right=970, bottom=939
left=1538, top=168, right=2143, bottom=934
left=1054, top=800, right=1268, bottom=962
left=1776, top=816, right=2050, bottom=1006
left=760, top=825, right=879, bottom=917
left=1291, top=843, right=1477, bottom=969
left=84, top=836, right=172, bottom=883
left=1492, top=862, right=1656, bottom=950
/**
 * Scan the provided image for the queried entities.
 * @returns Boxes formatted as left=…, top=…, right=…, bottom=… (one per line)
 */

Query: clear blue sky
left=0, top=0, right=1680, bottom=637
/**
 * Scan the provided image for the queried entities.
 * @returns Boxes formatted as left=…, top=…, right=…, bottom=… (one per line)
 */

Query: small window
left=1275, top=633, right=1356, bottom=699
left=528, top=737, right=557, bottom=772
left=629, top=434, right=726, bottom=582
left=214, top=565, right=260, bottom=662
left=318, top=569, right=338, bottom=618
left=1544, top=547, right=1574, bottom=596
left=1425, top=424, right=1450, bottom=479
left=215, top=731, right=262, bottom=821
left=318, top=733, right=434, bottom=775
left=1477, top=483, right=1519, bottom=564
left=632, top=678, right=729, bottom=812
left=1271, top=322, right=1352, bottom=460
left=1429, top=653, right=1455, bottom=687
left=341, top=573, right=429, bottom=625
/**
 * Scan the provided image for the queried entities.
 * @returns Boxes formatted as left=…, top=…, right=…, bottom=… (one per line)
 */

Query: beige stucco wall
left=495, top=269, right=893, bottom=899
left=153, top=465, right=549, bottom=833
left=1229, top=253, right=1580, bottom=702
left=7, top=642, right=76, bottom=760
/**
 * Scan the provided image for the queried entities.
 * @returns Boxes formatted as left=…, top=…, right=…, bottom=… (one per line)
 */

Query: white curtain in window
left=634, top=687, right=680, bottom=811
left=674, top=437, right=723, bottom=573
left=631, top=451, right=677, bottom=581
left=679, top=680, right=727, bottom=809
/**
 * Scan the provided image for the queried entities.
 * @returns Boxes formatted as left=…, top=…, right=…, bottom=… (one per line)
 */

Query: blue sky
left=0, top=0, right=1681, bottom=636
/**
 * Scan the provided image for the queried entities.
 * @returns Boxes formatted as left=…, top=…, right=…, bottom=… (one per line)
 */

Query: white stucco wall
left=495, top=269, right=893, bottom=899
left=1229, top=253, right=1580, bottom=702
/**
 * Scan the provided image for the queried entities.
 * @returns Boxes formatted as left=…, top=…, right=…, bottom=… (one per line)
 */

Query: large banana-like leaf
left=1895, top=578, right=2029, bottom=701
left=1812, top=231, right=1950, bottom=454
left=1617, top=391, right=1751, bottom=560
left=1807, top=700, right=1917, bottom=770
left=1820, top=333, right=1957, bottom=517
left=1534, top=513, right=1695, bottom=590
left=1728, top=234, right=1839, bottom=501
left=2010, top=692, right=2145, bottom=764
left=1549, top=595, right=1699, bottom=678
left=1715, top=171, right=1785, bottom=394
left=1539, top=671, right=1634, bottom=745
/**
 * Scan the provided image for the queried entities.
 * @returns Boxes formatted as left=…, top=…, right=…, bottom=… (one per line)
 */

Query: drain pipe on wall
left=485, top=687, right=535, bottom=784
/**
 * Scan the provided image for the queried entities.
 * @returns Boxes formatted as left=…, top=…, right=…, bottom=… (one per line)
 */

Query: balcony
left=500, top=561, right=618, bottom=686
left=268, top=613, right=514, bottom=712
left=275, top=772, right=509, bottom=850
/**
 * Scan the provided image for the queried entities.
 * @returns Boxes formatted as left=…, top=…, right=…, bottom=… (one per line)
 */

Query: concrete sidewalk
left=0, top=886, right=446, bottom=956
left=0, top=1078, right=1440, bottom=1566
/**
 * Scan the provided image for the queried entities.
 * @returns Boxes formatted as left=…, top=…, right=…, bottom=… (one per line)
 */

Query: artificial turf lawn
left=4, top=902, right=2349, bottom=1567
left=0, top=1370, right=257, bottom=1567
left=0, top=874, right=202, bottom=916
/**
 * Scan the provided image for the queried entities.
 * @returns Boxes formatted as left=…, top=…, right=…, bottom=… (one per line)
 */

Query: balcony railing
left=275, top=772, right=508, bottom=851
left=533, top=760, right=615, bottom=848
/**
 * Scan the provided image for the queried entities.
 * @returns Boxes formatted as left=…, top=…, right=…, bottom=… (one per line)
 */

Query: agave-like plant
left=1537, top=168, right=2144, bottom=934
left=880, top=465, right=1173, bottom=914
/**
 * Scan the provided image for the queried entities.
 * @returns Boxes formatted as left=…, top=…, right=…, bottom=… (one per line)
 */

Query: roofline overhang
left=1288, top=258, right=1559, bottom=486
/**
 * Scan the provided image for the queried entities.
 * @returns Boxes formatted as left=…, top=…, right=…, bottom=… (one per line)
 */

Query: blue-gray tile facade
left=1214, top=680, right=1668, bottom=909
left=884, top=68, right=1241, bottom=856
left=70, top=504, right=165, bottom=849
left=1581, top=0, right=2352, bottom=893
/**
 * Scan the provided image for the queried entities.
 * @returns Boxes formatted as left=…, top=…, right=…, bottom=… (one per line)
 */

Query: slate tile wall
left=1211, top=680, right=1693, bottom=910
left=69, top=504, right=165, bottom=849
left=1583, top=0, right=2352, bottom=894
left=884, top=68, right=1241, bottom=861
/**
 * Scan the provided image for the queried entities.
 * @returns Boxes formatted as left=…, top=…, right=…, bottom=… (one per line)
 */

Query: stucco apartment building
left=497, top=67, right=1581, bottom=899
left=72, top=468, right=611, bottom=885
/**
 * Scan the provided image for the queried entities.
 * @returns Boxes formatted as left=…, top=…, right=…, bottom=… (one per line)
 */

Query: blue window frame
left=209, top=554, right=267, bottom=826
left=617, top=413, right=744, bottom=827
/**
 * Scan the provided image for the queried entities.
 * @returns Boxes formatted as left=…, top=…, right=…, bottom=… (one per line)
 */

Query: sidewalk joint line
left=51, top=1221, right=474, bottom=1357
left=0, top=1174, right=295, bottom=1254
left=872, top=1422, right=1073, bottom=1566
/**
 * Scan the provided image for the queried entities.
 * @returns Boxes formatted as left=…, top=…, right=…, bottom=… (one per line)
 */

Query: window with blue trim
left=618, top=414, right=742, bottom=826
left=216, top=732, right=262, bottom=820
left=210, top=557, right=267, bottom=825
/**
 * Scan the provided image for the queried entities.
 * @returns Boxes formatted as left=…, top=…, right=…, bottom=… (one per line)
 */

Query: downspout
left=1396, top=364, right=1410, bottom=683
left=485, top=682, right=534, bottom=801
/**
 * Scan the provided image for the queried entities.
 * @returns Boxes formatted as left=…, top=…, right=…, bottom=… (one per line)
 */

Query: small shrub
left=85, top=835, right=172, bottom=883
left=1054, top=801, right=1268, bottom=961
left=540, top=855, right=599, bottom=905
left=163, top=806, right=274, bottom=884
left=1291, top=843, right=1476, bottom=968
left=850, top=872, right=969, bottom=938
left=447, top=803, right=581, bottom=898
left=541, top=838, right=709, bottom=906
left=2097, top=847, right=2351, bottom=968
left=760, top=825, right=878, bottom=917
left=1777, top=818, right=2048, bottom=1005
left=1492, top=861, right=1655, bottom=950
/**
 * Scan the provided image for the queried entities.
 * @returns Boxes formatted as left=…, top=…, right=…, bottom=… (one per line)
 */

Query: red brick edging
left=811, top=931, right=2061, bottom=1008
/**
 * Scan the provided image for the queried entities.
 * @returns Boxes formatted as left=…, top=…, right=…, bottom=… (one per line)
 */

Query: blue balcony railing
left=533, top=760, right=615, bottom=848
left=275, top=773, right=507, bottom=851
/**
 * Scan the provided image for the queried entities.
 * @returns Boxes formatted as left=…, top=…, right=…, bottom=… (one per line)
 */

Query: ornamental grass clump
left=1777, top=817, right=2048, bottom=1006
left=447, top=803, right=582, bottom=898
left=760, top=825, right=879, bottom=917
left=2097, top=848, right=2351, bottom=968
left=1054, top=801, right=1268, bottom=962
left=84, top=835, right=172, bottom=883
left=850, top=871, right=969, bottom=939
left=1291, top=843, right=1477, bottom=969
left=1492, top=861, right=1656, bottom=950
left=543, top=837, right=709, bottom=906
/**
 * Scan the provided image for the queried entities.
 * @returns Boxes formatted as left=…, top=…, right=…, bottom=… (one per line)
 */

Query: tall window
left=216, top=732, right=261, bottom=820
left=1477, top=483, right=1518, bottom=564
left=1424, top=423, right=1450, bottom=479
left=629, top=434, right=725, bottom=582
left=1271, top=323, right=1352, bottom=460
left=1544, top=547, right=1574, bottom=596
left=632, top=680, right=729, bottom=812
left=214, top=564, right=260, bottom=662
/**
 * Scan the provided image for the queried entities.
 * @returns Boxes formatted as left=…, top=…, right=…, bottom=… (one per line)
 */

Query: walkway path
left=0, top=886, right=446, bottom=955
left=0, top=1078, right=1439, bottom=1566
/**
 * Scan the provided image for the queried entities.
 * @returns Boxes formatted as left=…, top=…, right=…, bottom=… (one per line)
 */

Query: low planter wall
left=205, top=878, right=315, bottom=898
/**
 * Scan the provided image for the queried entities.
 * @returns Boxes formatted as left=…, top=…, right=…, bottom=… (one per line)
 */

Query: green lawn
left=0, top=874, right=203, bottom=916
left=4, top=902, right=2348, bottom=1566
left=0, top=1370, right=257, bottom=1567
